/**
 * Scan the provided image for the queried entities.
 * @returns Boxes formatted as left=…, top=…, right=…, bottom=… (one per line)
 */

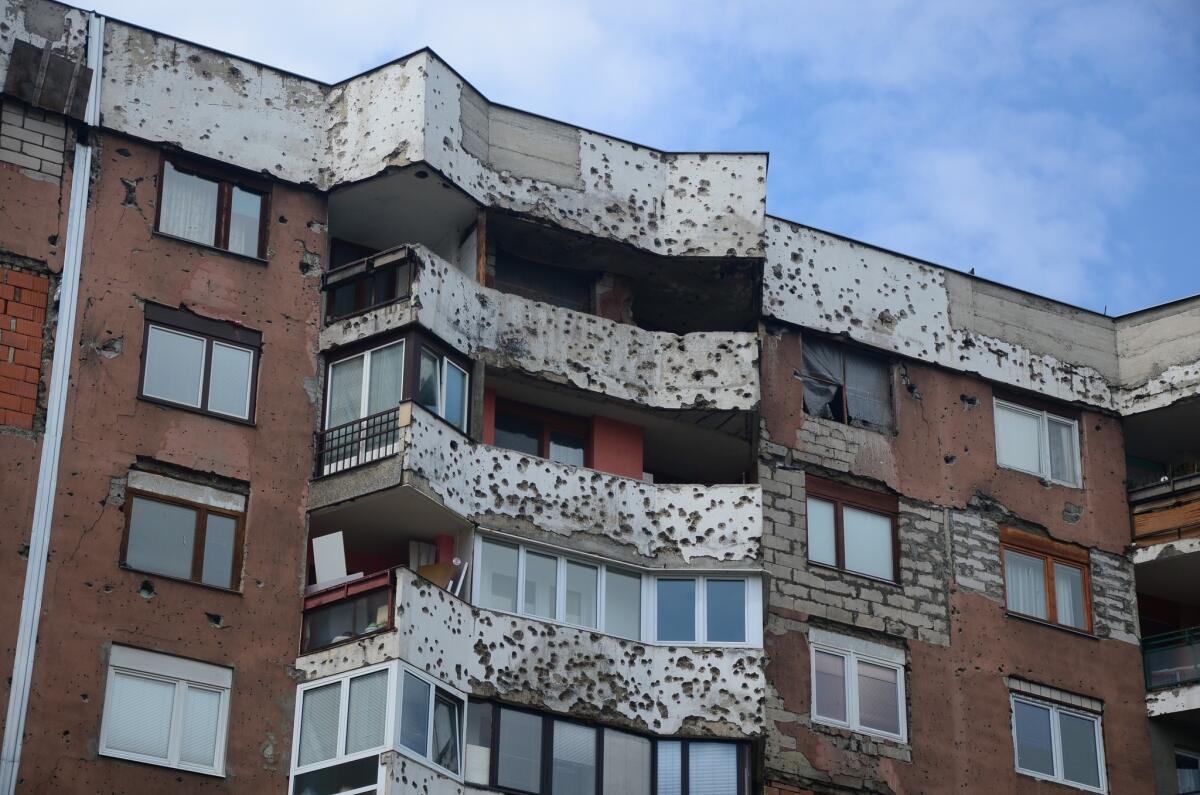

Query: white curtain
left=227, top=186, right=261, bottom=257
left=1004, top=549, right=1047, bottom=619
left=366, top=342, right=404, bottom=415
left=1054, top=563, right=1086, bottom=629
left=1047, top=417, right=1078, bottom=484
left=160, top=162, right=218, bottom=245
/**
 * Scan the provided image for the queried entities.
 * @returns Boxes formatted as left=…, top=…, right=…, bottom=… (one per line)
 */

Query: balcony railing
left=301, top=569, right=394, bottom=653
left=1143, top=627, right=1200, bottom=690
left=314, top=407, right=403, bottom=477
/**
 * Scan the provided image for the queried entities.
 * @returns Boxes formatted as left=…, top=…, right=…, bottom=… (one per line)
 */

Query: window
left=301, top=570, right=393, bottom=652
left=1010, top=693, right=1106, bottom=792
left=139, top=304, right=260, bottom=422
left=417, top=347, right=469, bottom=432
left=801, top=336, right=892, bottom=431
left=99, top=646, right=231, bottom=776
left=325, top=248, right=413, bottom=323
left=494, top=251, right=593, bottom=313
left=994, top=398, right=1081, bottom=486
left=158, top=159, right=267, bottom=258
left=291, top=662, right=464, bottom=791
left=324, top=340, right=406, bottom=471
left=473, top=536, right=763, bottom=646
left=809, top=629, right=907, bottom=742
left=494, top=399, right=589, bottom=467
left=1001, top=527, right=1092, bottom=632
left=122, top=487, right=244, bottom=591
left=1178, top=749, right=1200, bottom=794
left=465, top=701, right=747, bottom=795
left=805, top=476, right=898, bottom=583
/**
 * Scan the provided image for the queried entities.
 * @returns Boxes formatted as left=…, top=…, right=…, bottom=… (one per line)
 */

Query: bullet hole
left=95, top=336, right=123, bottom=358
left=415, top=169, right=429, bottom=179
left=960, top=394, right=979, bottom=408
left=80, top=693, right=89, bottom=702
left=206, top=612, right=224, bottom=628
left=17, top=543, right=28, bottom=559
left=61, top=730, right=69, bottom=737
left=115, top=147, right=131, bottom=157
left=1063, top=503, right=1083, bottom=524
left=138, top=580, right=155, bottom=599
left=102, top=584, right=113, bottom=593
left=278, top=215, right=288, bottom=224
left=944, top=454, right=957, bottom=465
left=47, top=234, right=58, bottom=246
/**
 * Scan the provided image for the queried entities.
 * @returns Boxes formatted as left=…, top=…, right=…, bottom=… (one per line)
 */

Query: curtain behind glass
left=842, top=507, right=893, bottom=580
left=161, top=162, right=218, bottom=245
left=806, top=497, right=837, bottom=566
left=524, top=552, right=557, bottom=619
left=366, top=343, right=404, bottom=415
left=328, top=356, right=364, bottom=428
left=1059, top=712, right=1100, bottom=788
left=1054, top=563, right=1086, bottom=629
left=227, top=187, right=262, bottom=257
left=1012, top=700, right=1054, bottom=775
left=1004, top=549, right=1047, bottom=619
left=602, top=730, right=650, bottom=795
left=856, top=662, right=900, bottom=735
left=1047, top=417, right=1078, bottom=484
left=604, top=569, right=641, bottom=639
left=996, top=405, right=1042, bottom=474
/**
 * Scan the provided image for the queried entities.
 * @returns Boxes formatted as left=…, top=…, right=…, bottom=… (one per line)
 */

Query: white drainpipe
left=0, top=12, right=105, bottom=793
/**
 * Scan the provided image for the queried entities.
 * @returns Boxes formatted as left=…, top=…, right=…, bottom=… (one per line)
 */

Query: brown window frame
left=493, top=397, right=592, bottom=466
left=323, top=247, right=415, bottom=324
left=137, top=303, right=263, bottom=425
left=119, top=488, right=246, bottom=593
left=805, top=475, right=900, bottom=583
left=299, top=568, right=395, bottom=654
left=154, top=153, right=271, bottom=261
left=1000, top=527, right=1093, bottom=634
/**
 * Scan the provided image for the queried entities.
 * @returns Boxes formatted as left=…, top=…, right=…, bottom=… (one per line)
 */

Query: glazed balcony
left=320, top=245, right=760, bottom=413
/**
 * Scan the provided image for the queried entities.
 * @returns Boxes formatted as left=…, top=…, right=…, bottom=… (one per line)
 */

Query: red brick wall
left=0, top=265, right=48, bottom=429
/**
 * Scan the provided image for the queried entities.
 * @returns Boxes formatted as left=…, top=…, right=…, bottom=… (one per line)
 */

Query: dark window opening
left=493, top=400, right=589, bottom=466
left=494, top=251, right=593, bottom=313
left=324, top=248, right=413, bottom=323
left=801, top=336, right=893, bottom=431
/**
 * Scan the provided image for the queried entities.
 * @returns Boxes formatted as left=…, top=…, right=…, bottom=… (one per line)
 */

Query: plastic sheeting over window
left=801, top=336, right=893, bottom=430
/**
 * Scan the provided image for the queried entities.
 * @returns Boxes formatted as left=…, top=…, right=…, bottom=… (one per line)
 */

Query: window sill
left=996, top=462, right=1081, bottom=490
left=138, top=395, right=256, bottom=427
left=810, top=715, right=908, bottom=747
left=153, top=230, right=268, bottom=265
left=99, top=748, right=224, bottom=778
left=1015, top=767, right=1106, bottom=794
left=807, top=559, right=900, bottom=588
left=119, top=564, right=243, bottom=596
left=1004, top=610, right=1096, bottom=639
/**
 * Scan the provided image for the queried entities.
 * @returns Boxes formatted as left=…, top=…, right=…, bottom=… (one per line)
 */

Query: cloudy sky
left=89, top=0, right=1199, bottom=314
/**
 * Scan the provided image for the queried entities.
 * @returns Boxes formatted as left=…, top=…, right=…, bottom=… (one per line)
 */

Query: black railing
left=314, top=407, right=403, bottom=476
left=1143, top=627, right=1200, bottom=690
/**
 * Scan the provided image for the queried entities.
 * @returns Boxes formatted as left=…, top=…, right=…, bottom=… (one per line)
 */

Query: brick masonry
left=0, top=264, right=49, bottom=430
left=1, top=100, right=67, bottom=181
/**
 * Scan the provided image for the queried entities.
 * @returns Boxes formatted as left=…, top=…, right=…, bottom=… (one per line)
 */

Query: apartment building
left=0, top=2, right=1196, bottom=794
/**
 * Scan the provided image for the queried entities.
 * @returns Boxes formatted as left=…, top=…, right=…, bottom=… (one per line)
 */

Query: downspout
left=0, top=12, right=104, bottom=793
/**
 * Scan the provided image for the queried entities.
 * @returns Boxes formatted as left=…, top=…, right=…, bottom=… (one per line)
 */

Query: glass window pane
left=1059, top=712, right=1101, bottom=788
left=200, top=513, right=237, bottom=589
left=996, top=404, right=1043, bottom=474
left=656, top=579, right=696, bottom=642
left=604, top=569, right=641, bottom=640
left=207, top=342, right=253, bottom=418
left=688, top=743, right=738, bottom=795
left=298, top=681, right=341, bottom=766
left=552, top=721, right=596, bottom=795
left=179, top=686, right=221, bottom=768
left=603, top=729, right=650, bottom=795
left=843, top=506, right=894, bottom=580
left=105, top=672, right=175, bottom=760
left=524, top=552, right=558, bottom=619
left=465, top=701, right=493, bottom=785
left=565, top=561, right=598, bottom=628
left=143, top=326, right=206, bottom=407
left=478, top=540, right=519, bottom=613
left=1054, top=563, right=1087, bottom=630
left=497, top=708, right=542, bottom=793
left=432, top=691, right=461, bottom=774
left=292, top=756, right=379, bottom=795
left=706, top=579, right=746, bottom=643
left=417, top=349, right=441, bottom=414
left=1012, top=699, right=1055, bottom=776
left=656, top=740, right=682, bottom=795
left=1004, top=549, right=1048, bottom=620
left=1047, top=417, right=1078, bottom=484
left=346, top=670, right=388, bottom=754
left=845, top=352, right=892, bottom=428
left=227, top=187, right=262, bottom=257
left=495, top=412, right=542, bottom=457
left=327, top=355, right=365, bottom=428
left=125, top=496, right=197, bottom=580
left=1176, top=752, right=1200, bottom=794
left=443, top=361, right=468, bottom=431
left=160, top=162, right=218, bottom=245
left=857, top=661, right=901, bottom=736
left=399, top=672, right=431, bottom=757
left=813, top=650, right=847, bottom=723
left=806, top=497, right=836, bottom=566
left=366, top=342, right=404, bottom=416
left=549, top=431, right=586, bottom=467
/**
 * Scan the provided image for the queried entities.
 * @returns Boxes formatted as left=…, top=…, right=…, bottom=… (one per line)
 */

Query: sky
left=87, top=0, right=1200, bottom=315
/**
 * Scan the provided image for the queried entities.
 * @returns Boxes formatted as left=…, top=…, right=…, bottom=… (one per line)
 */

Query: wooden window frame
left=323, top=247, right=415, bottom=324
left=1000, top=527, right=1093, bottom=634
left=154, top=152, right=271, bottom=261
left=805, top=475, right=900, bottom=583
left=493, top=397, right=591, bottom=465
left=119, top=488, right=246, bottom=593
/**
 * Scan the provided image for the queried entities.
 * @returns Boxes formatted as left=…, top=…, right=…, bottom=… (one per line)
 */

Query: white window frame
left=324, top=339, right=407, bottom=431
left=471, top=533, right=763, bottom=648
left=289, top=660, right=466, bottom=793
left=993, top=398, right=1081, bottom=487
left=143, top=324, right=207, bottom=408
left=1009, top=693, right=1107, bottom=793
left=98, top=645, right=232, bottom=777
left=808, top=629, right=907, bottom=744
left=209, top=340, right=255, bottom=419
left=419, top=346, right=470, bottom=433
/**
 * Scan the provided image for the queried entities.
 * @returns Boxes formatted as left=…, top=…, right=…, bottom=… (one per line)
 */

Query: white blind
left=160, top=162, right=218, bottom=245
left=552, top=721, right=596, bottom=795
left=105, top=672, right=175, bottom=760
left=843, top=507, right=893, bottom=580
left=179, top=686, right=221, bottom=768
left=298, top=681, right=342, bottom=766
left=366, top=342, right=405, bottom=415
left=996, top=403, right=1042, bottom=474
left=346, top=670, right=388, bottom=754
left=1004, top=549, right=1048, bottom=619
left=805, top=497, right=836, bottom=566
left=856, top=661, right=900, bottom=735
left=687, top=743, right=737, bottom=795
left=602, top=730, right=650, bottom=795
left=656, top=741, right=682, bottom=795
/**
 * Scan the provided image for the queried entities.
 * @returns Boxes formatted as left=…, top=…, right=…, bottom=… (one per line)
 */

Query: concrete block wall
left=0, top=99, right=66, bottom=180
left=0, top=262, right=49, bottom=430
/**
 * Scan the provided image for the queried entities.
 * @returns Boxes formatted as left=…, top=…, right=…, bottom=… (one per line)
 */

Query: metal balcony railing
left=1143, top=627, right=1200, bottom=690
left=314, top=407, right=403, bottom=477
left=300, top=570, right=393, bottom=653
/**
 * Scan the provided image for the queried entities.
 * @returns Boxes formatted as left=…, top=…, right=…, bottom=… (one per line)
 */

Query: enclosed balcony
left=1144, top=628, right=1200, bottom=692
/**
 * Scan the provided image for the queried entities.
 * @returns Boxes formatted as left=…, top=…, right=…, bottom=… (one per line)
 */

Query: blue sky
left=89, top=0, right=1199, bottom=314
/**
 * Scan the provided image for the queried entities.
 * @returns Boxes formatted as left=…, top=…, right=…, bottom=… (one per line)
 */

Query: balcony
left=296, top=568, right=766, bottom=739
left=1145, top=628, right=1200, bottom=691
left=309, top=402, right=762, bottom=566
left=301, top=570, right=394, bottom=654
left=319, top=246, right=760, bottom=413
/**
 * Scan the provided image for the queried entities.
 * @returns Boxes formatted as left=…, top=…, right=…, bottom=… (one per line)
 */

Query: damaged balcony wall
left=297, top=570, right=766, bottom=739
left=380, top=752, right=480, bottom=795
left=0, top=0, right=87, bottom=77
left=1115, top=295, right=1200, bottom=414
left=8, top=132, right=326, bottom=791
left=308, top=405, right=762, bottom=566
left=320, top=247, right=761, bottom=412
